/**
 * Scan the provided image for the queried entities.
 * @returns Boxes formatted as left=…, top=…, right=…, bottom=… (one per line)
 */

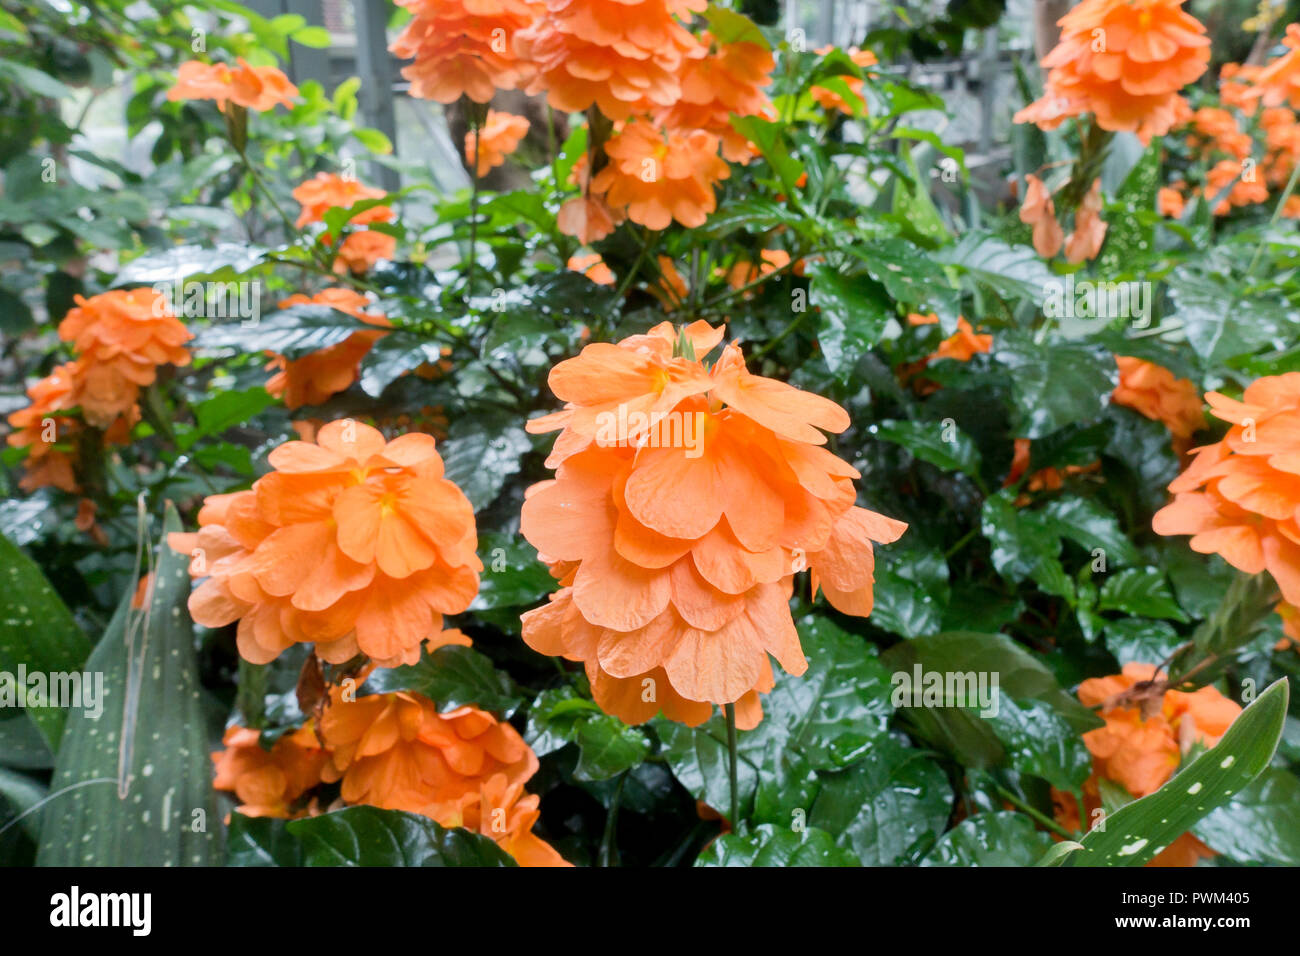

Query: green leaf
left=197, top=304, right=372, bottom=360
left=993, top=332, right=1117, bottom=438
left=980, top=490, right=1067, bottom=587
left=526, top=686, right=649, bottom=782
left=473, top=531, right=555, bottom=610
left=809, top=264, right=892, bottom=374
left=986, top=699, right=1091, bottom=790
left=0, top=531, right=91, bottom=748
left=114, top=242, right=267, bottom=285
left=0, top=766, right=46, bottom=840
left=1098, top=567, right=1187, bottom=621
left=0, top=714, right=53, bottom=769
left=807, top=736, right=952, bottom=865
left=872, top=418, right=982, bottom=477
left=729, top=115, right=803, bottom=197
left=658, top=616, right=893, bottom=816
left=703, top=4, right=770, bottom=49
left=0, top=60, right=75, bottom=99
left=285, top=807, right=516, bottom=866
left=36, top=505, right=220, bottom=865
left=935, top=231, right=1052, bottom=304
left=181, top=388, right=275, bottom=450
left=1103, top=618, right=1183, bottom=666
left=1040, top=495, right=1139, bottom=566
left=291, top=25, right=331, bottom=47
left=868, top=547, right=950, bottom=639
left=438, top=415, right=531, bottom=512
left=1070, top=678, right=1289, bottom=866
left=357, top=331, right=448, bottom=397
left=225, top=813, right=305, bottom=866
left=921, top=811, right=1054, bottom=866
left=696, top=823, right=859, bottom=866
left=367, top=644, right=522, bottom=717
left=1166, top=268, right=1296, bottom=366
left=847, top=238, right=960, bottom=324
left=1193, top=768, right=1300, bottom=865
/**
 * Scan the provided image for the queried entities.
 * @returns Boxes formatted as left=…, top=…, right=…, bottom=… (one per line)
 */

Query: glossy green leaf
left=286, top=807, right=516, bottom=867
left=696, top=823, right=859, bottom=867
left=921, top=811, right=1054, bottom=866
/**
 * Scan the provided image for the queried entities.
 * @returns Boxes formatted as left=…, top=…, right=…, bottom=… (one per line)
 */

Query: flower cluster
left=1153, top=373, right=1300, bottom=607
left=390, top=0, right=541, bottom=103
left=212, top=687, right=569, bottom=866
left=1112, top=355, right=1204, bottom=443
left=1051, top=663, right=1241, bottom=867
left=1014, top=0, right=1210, bottom=144
left=292, top=172, right=396, bottom=273
left=519, top=321, right=906, bottom=728
left=465, top=109, right=530, bottom=175
left=168, top=58, right=299, bottom=112
left=264, top=289, right=392, bottom=410
left=169, top=420, right=481, bottom=667
left=6, top=289, right=192, bottom=493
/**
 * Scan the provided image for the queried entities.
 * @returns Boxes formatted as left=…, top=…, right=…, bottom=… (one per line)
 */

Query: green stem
left=466, top=121, right=482, bottom=304
left=598, top=771, right=627, bottom=867
left=724, top=702, right=739, bottom=827
left=1248, top=158, right=1300, bottom=276
left=995, top=784, right=1076, bottom=840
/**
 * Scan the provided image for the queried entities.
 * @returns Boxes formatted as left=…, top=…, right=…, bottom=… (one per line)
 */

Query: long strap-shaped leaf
left=35, top=503, right=219, bottom=865
left=1051, top=677, right=1289, bottom=867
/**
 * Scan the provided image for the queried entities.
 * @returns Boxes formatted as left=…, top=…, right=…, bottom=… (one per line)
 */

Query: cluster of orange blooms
left=1014, top=0, right=1210, bottom=145
left=1018, top=175, right=1108, bottom=262
left=386, top=0, right=857, bottom=240
left=1112, top=355, right=1204, bottom=444
left=169, top=419, right=481, bottom=667
left=1051, top=663, right=1241, bottom=867
left=212, top=684, right=567, bottom=866
left=1154, top=373, right=1300, bottom=630
left=264, top=288, right=392, bottom=410
left=291, top=171, right=396, bottom=273
left=167, top=58, right=299, bottom=112
left=518, top=320, right=907, bottom=727
left=6, top=289, right=192, bottom=493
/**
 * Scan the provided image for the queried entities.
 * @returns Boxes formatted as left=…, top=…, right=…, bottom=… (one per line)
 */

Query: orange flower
left=167, top=58, right=298, bottom=112
left=1014, top=0, right=1210, bottom=144
left=292, top=172, right=393, bottom=229
left=1202, top=158, right=1269, bottom=215
left=58, top=289, right=193, bottom=428
left=334, top=230, right=396, bottom=274
left=1219, top=61, right=1263, bottom=113
left=516, top=0, right=705, bottom=120
left=1065, top=178, right=1107, bottom=263
left=567, top=252, right=615, bottom=285
left=810, top=46, right=878, bottom=114
left=657, top=32, right=775, bottom=161
left=6, top=362, right=81, bottom=493
left=590, top=118, right=731, bottom=230
left=1153, top=372, right=1300, bottom=606
left=1112, top=356, right=1204, bottom=440
left=726, top=249, right=791, bottom=291
left=930, top=317, right=992, bottom=363
left=265, top=289, right=392, bottom=410
left=1248, top=23, right=1300, bottom=110
left=519, top=321, right=906, bottom=727
left=1019, top=174, right=1064, bottom=258
left=169, top=419, right=482, bottom=667
left=1260, top=108, right=1300, bottom=187
left=1157, top=184, right=1185, bottom=217
left=212, top=725, right=328, bottom=818
left=651, top=256, right=689, bottom=307
left=318, top=688, right=569, bottom=866
left=1184, top=106, right=1252, bottom=160
left=1050, top=662, right=1240, bottom=866
left=557, top=195, right=620, bottom=244
left=1278, top=601, right=1300, bottom=651
left=466, top=110, right=531, bottom=175
left=390, top=0, right=540, bottom=103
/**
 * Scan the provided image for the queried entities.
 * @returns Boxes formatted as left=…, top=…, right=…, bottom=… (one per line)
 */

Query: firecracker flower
left=390, top=0, right=541, bottom=103
left=1018, top=174, right=1064, bottom=258
left=5, top=362, right=82, bottom=493
left=292, top=172, right=394, bottom=229
left=519, top=320, right=907, bottom=728
left=1065, top=178, right=1108, bottom=263
left=1152, top=372, right=1300, bottom=606
left=1014, top=0, right=1210, bottom=144
left=465, top=109, right=531, bottom=176
left=657, top=31, right=775, bottom=161
left=590, top=118, right=731, bottom=230
left=1247, top=22, right=1300, bottom=110
left=57, top=289, right=193, bottom=428
left=265, top=289, right=392, bottom=410
left=169, top=419, right=482, bottom=667
left=1112, top=355, right=1204, bottom=441
left=212, top=725, right=328, bottom=819
left=1051, top=662, right=1241, bottom=866
left=333, top=230, right=397, bottom=274
left=516, top=0, right=705, bottom=120
left=167, top=58, right=299, bottom=112
left=317, top=688, right=569, bottom=866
